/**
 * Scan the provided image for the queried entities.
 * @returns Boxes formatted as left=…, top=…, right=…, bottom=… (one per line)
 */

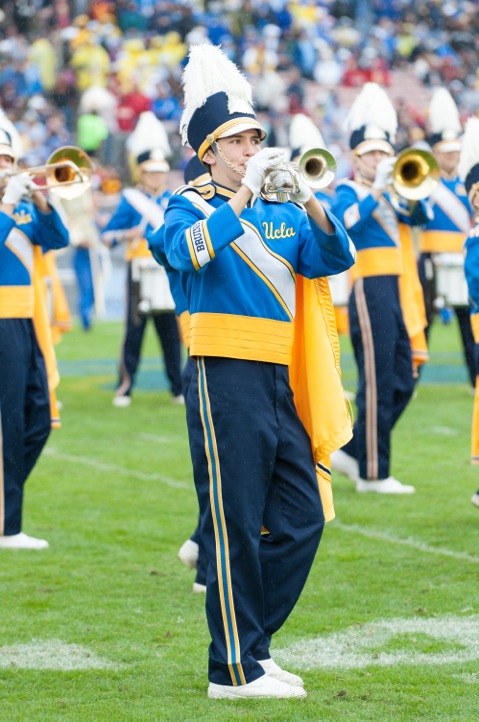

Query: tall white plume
left=428, top=88, right=462, bottom=135
left=289, top=113, right=325, bottom=154
left=458, top=117, right=479, bottom=181
left=343, top=82, right=397, bottom=139
left=180, top=44, right=255, bottom=145
left=126, top=111, right=171, bottom=159
left=0, top=107, right=23, bottom=158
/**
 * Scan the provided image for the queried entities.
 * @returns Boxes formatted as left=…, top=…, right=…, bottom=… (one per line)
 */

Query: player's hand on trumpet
left=241, top=147, right=286, bottom=196
left=267, top=168, right=312, bottom=204
left=2, top=173, right=35, bottom=206
left=372, top=157, right=396, bottom=192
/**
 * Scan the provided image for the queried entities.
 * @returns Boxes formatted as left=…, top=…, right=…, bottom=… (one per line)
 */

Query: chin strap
left=212, top=141, right=246, bottom=178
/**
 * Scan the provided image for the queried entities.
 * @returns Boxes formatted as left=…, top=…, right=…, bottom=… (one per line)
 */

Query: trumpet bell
left=45, top=146, right=93, bottom=200
left=392, top=148, right=440, bottom=201
left=298, top=148, right=337, bottom=189
left=261, top=147, right=337, bottom=202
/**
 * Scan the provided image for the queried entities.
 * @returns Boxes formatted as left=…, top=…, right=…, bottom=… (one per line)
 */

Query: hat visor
left=140, top=160, right=169, bottom=172
left=219, top=121, right=267, bottom=141
left=0, top=144, right=15, bottom=159
left=355, top=139, right=394, bottom=157
left=434, top=140, right=461, bottom=154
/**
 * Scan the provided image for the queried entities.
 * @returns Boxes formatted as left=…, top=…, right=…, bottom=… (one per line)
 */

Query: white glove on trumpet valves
left=241, top=147, right=287, bottom=196
left=372, top=157, right=396, bottom=191
left=2, top=173, right=35, bottom=205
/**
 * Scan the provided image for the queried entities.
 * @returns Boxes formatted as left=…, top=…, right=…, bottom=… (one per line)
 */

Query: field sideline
left=1, top=319, right=479, bottom=721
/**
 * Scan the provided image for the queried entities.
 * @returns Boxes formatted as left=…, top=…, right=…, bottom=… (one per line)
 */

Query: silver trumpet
left=261, top=148, right=337, bottom=203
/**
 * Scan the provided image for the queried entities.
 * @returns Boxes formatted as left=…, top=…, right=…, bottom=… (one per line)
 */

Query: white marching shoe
left=330, top=449, right=360, bottom=482
left=208, top=674, right=307, bottom=699
left=178, top=539, right=199, bottom=569
left=471, top=490, right=479, bottom=508
left=356, top=476, right=415, bottom=494
left=112, top=394, right=131, bottom=408
left=193, top=582, right=206, bottom=594
left=0, top=532, right=49, bottom=549
left=258, top=658, right=304, bottom=687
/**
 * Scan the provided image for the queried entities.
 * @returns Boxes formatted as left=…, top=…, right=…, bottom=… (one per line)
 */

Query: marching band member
left=149, top=154, right=209, bottom=595
left=101, top=113, right=183, bottom=407
left=458, top=117, right=479, bottom=507
left=0, top=126, right=69, bottom=549
left=331, top=83, right=432, bottom=493
left=418, top=88, right=474, bottom=386
left=163, top=44, right=355, bottom=699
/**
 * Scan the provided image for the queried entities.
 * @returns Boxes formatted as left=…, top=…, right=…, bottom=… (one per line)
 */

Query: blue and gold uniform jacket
left=163, top=181, right=355, bottom=364
left=332, top=179, right=430, bottom=278
left=148, top=224, right=191, bottom=346
left=0, top=201, right=69, bottom=319
left=102, top=188, right=171, bottom=261
left=420, top=176, right=471, bottom=254
left=464, top=221, right=479, bottom=343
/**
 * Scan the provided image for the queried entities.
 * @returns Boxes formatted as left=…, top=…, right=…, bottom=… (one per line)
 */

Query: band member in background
left=458, top=117, right=479, bottom=508
left=148, top=154, right=209, bottom=595
left=331, top=83, right=432, bottom=494
left=163, top=45, right=355, bottom=699
left=418, top=88, right=474, bottom=386
left=0, top=127, right=69, bottom=549
left=288, top=112, right=350, bottom=336
left=101, top=121, right=183, bottom=407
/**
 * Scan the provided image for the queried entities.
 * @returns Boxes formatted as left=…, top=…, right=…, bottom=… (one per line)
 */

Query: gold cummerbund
left=0, top=286, right=34, bottom=318
left=420, top=230, right=466, bottom=253
left=352, top=247, right=402, bottom=279
left=471, top=312, right=479, bottom=344
left=189, top=312, right=294, bottom=365
left=178, top=310, right=191, bottom=350
left=125, top=238, right=151, bottom=261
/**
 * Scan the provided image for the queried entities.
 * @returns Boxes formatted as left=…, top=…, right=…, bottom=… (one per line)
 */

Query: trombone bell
left=392, top=148, right=440, bottom=201
left=44, top=146, right=93, bottom=200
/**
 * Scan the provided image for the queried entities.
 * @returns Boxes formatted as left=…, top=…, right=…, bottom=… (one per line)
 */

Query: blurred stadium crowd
left=1, top=0, right=478, bottom=180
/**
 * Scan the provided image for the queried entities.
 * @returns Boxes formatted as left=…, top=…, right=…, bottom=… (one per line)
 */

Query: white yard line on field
left=334, top=520, right=479, bottom=564
left=277, top=615, right=479, bottom=670
left=43, top=448, right=191, bottom=489
left=0, top=640, right=118, bottom=670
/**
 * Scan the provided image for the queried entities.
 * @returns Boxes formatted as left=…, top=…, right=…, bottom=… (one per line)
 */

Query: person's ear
left=203, top=148, right=216, bottom=166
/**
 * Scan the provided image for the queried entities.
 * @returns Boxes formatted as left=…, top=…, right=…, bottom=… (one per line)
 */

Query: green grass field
left=2, top=318, right=479, bottom=721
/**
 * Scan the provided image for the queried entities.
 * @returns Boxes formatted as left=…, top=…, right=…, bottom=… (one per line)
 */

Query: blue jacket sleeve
left=332, top=184, right=379, bottom=233
left=33, top=206, right=69, bottom=250
left=465, top=230, right=479, bottom=314
left=298, top=207, right=356, bottom=278
left=164, top=194, right=245, bottom=273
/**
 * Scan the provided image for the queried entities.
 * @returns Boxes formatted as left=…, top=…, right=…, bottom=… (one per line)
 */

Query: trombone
left=262, top=147, right=337, bottom=203
left=0, top=146, right=93, bottom=200
left=389, top=147, right=440, bottom=210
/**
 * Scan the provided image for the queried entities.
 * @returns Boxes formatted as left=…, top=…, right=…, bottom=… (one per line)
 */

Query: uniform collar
left=212, top=181, right=236, bottom=200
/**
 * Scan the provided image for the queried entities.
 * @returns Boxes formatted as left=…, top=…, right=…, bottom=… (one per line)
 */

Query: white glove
left=2, top=173, right=35, bottom=205
left=288, top=174, right=313, bottom=204
left=372, top=157, right=396, bottom=191
left=241, top=147, right=287, bottom=196
left=265, top=169, right=312, bottom=204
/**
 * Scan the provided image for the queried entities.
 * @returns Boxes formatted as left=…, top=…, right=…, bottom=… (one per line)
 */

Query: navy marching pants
left=185, top=357, right=324, bottom=686
left=183, top=355, right=207, bottom=587
left=342, top=276, right=415, bottom=480
left=0, top=319, right=51, bottom=535
left=418, top=253, right=475, bottom=387
left=116, top=264, right=183, bottom=398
